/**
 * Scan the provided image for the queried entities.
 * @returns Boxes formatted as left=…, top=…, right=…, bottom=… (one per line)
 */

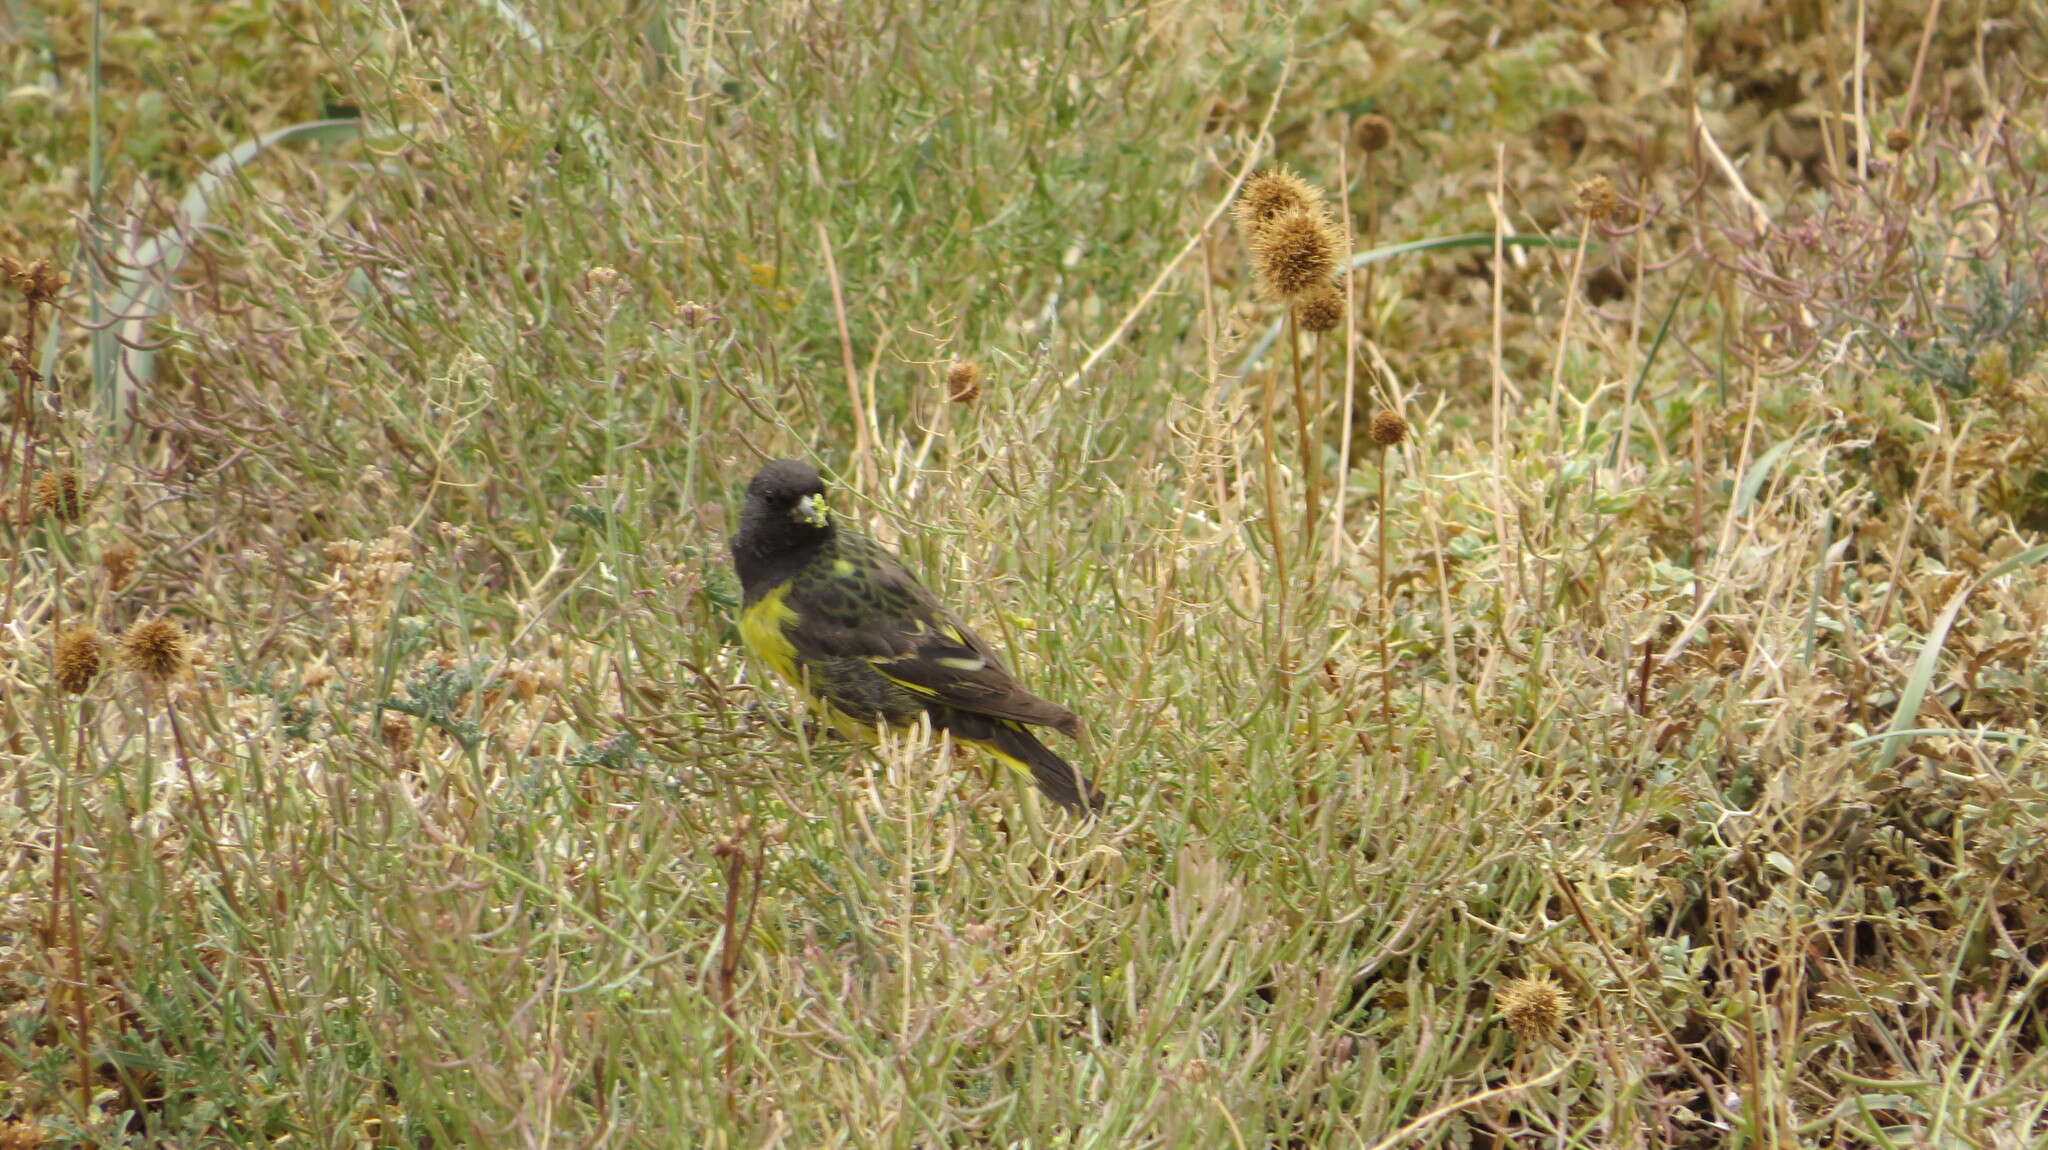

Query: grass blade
left=1871, top=544, right=2048, bottom=772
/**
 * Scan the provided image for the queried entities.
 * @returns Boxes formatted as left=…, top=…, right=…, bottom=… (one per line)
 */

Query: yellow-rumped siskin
left=730, top=460, right=1100, bottom=813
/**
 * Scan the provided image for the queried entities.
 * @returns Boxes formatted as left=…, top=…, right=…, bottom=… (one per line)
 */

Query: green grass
left=4, top=0, right=2048, bottom=1145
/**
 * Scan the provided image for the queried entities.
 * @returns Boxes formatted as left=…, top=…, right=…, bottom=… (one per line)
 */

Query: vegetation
left=3, top=0, right=2047, bottom=1144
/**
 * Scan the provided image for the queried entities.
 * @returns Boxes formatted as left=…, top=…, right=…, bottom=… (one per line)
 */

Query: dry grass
left=3, top=0, right=2048, bottom=1145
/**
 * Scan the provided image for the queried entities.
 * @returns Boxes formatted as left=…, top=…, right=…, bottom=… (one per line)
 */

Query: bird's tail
left=981, top=721, right=1101, bottom=814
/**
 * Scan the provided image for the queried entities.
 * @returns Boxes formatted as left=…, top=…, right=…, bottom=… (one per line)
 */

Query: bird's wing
left=783, top=547, right=1080, bottom=736
left=871, top=612, right=1081, bottom=735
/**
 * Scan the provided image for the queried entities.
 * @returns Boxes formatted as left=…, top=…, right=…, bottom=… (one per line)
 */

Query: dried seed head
left=1294, top=283, right=1345, bottom=334
left=1250, top=206, right=1340, bottom=301
left=1353, top=114, right=1394, bottom=154
left=1885, top=126, right=1912, bottom=154
left=945, top=359, right=983, bottom=403
left=1369, top=410, right=1409, bottom=447
left=53, top=627, right=103, bottom=694
left=120, top=617, right=190, bottom=682
left=1497, top=975, right=1570, bottom=1044
left=1574, top=176, right=1620, bottom=223
left=32, top=470, right=85, bottom=524
left=1233, top=167, right=1324, bottom=234
left=101, top=538, right=141, bottom=591
left=1, top=256, right=64, bottom=307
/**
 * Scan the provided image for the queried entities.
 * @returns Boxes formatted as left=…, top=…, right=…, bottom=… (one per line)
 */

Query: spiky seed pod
left=53, top=627, right=103, bottom=694
left=120, top=617, right=190, bottom=683
left=945, top=360, right=982, bottom=403
left=1251, top=206, right=1340, bottom=302
left=1233, top=167, right=1324, bottom=235
left=1573, top=176, right=1620, bottom=223
left=1885, top=126, right=1912, bottom=154
left=1294, top=283, right=1345, bottom=334
left=1353, top=114, right=1394, bottom=153
left=32, top=470, right=85, bottom=524
left=1369, top=410, right=1409, bottom=447
left=1497, top=975, right=1570, bottom=1044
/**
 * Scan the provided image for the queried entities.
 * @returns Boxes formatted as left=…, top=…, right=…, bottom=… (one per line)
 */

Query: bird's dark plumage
left=731, top=460, right=1099, bottom=812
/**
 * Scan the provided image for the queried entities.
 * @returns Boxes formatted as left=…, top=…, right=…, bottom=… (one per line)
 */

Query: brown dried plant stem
left=3, top=284, right=50, bottom=624
left=1287, top=314, right=1320, bottom=539
left=1377, top=453, right=1393, bottom=737
left=1548, top=864, right=1730, bottom=1127
left=8, top=268, right=49, bottom=475
left=817, top=221, right=875, bottom=494
left=1814, top=0, right=1848, bottom=181
left=1260, top=365, right=1293, bottom=694
left=1485, top=149, right=1522, bottom=620
left=713, top=827, right=763, bottom=1092
left=1889, top=0, right=1946, bottom=202
left=1359, top=152, right=1378, bottom=336
left=1366, top=411, right=1408, bottom=748
left=53, top=715, right=95, bottom=1122
left=6, top=362, right=35, bottom=523
left=1547, top=213, right=1594, bottom=450
left=158, top=690, right=301, bottom=1062
left=1329, top=128, right=1359, bottom=566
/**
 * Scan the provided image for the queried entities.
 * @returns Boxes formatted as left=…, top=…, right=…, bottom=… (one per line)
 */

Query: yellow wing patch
left=739, top=583, right=802, bottom=686
left=878, top=672, right=940, bottom=696
left=869, top=619, right=987, bottom=693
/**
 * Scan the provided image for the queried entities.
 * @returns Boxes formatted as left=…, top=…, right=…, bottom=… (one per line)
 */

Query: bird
left=729, top=459, right=1100, bottom=813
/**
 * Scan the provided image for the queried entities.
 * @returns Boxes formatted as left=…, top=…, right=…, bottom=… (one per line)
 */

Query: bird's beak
left=793, top=493, right=829, bottom=528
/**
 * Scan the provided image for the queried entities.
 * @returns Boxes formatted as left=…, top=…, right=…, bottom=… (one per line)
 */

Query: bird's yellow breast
left=739, top=584, right=802, bottom=687
left=739, top=582, right=881, bottom=745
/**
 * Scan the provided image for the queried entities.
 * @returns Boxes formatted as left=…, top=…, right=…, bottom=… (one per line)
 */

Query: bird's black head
left=742, top=459, right=830, bottom=529
left=732, top=460, right=833, bottom=596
